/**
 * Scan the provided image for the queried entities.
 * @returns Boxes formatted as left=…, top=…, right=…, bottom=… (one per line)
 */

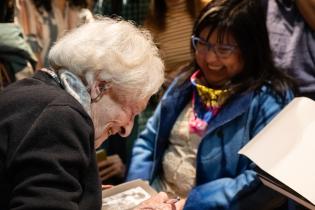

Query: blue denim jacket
left=127, top=77, right=293, bottom=210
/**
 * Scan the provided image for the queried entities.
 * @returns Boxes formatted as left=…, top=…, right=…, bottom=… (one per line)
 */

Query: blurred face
left=194, top=27, right=244, bottom=87
left=90, top=81, right=148, bottom=148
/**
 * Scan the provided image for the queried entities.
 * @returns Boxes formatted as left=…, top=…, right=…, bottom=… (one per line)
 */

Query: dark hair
left=0, top=0, right=14, bottom=23
left=32, top=0, right=88, bottom=13
left=190, top=0, right=296, bottom=97
left=146, top=0, right=203, bottom=31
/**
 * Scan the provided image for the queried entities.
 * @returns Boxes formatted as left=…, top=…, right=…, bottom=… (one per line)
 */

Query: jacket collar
left=161, top=80, right=254, bottom=138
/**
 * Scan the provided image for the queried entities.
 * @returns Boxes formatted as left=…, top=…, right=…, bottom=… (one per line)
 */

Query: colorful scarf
left=189, top=70, right=230, bottom=136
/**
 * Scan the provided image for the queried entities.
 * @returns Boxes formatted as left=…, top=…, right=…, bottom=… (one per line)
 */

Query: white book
left=239, top=97, right=315, bottom=210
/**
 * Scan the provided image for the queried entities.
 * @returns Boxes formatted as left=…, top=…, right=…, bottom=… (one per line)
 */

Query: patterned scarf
left=189, top=70, right=230, bottom=136
left=41, top=68, right=92, bottom=116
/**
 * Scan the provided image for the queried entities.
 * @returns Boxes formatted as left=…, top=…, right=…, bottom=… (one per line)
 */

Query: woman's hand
left=98, top=154, right=125, bottom=182
left=175, top=198, right=186, bottom=210
left=134, top=192, right=178, bottom=210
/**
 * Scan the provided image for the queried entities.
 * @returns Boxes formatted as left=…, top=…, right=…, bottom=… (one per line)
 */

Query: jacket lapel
left=203, top=91, right=254, bottom=137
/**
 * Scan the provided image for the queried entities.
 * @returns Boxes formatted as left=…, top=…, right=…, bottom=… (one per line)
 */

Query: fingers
left=134, top=202, right=175, bottom=210
left=134, top=192, right=176, bottom=210
left=99, top=166, right=120, bottom=181
left=98, top=155, right=122, bottom=168
left=101, top=184, right=113, bottom=190
left=100, top=161, right=125, bottom=176
left=175, top=198, right=186, bottom=210
left=97, top=156, right=114, bottom=168
left=165, top=196, right=180, bottom=205
left=98, top=155, right=126, bottom=181
left=153, top=192, right=169, bottom=203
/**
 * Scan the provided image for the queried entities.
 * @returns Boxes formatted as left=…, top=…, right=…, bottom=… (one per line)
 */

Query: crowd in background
left=0, top=0, right=314, bottom=209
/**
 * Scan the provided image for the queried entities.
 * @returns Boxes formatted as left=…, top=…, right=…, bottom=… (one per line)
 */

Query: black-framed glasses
left=191, top=35, right=238, bottom=59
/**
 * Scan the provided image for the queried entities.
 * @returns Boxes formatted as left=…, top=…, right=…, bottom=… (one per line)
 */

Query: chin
left=94, top=135, right=107, bottom=149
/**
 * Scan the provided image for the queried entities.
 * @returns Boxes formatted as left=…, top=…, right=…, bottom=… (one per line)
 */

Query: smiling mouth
left=207, top=65, right=223, bottom=71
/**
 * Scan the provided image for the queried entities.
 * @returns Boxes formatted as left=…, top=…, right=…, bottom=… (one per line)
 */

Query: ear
left=98, top=81, right=112, bottom=93
left=91, top=80, right=110, bottom=93
left=90, top=80, right=112, bottom=103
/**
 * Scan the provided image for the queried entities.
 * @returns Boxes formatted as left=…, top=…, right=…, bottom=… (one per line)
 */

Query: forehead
left=130, top=98, right=148, bottom=114
left=199, top=27, right=236, bottom=44
left=110, top=90, right=148, bottom=114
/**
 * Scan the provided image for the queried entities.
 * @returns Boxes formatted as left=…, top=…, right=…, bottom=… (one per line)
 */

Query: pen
left=165, top=196, right=180, bottom=205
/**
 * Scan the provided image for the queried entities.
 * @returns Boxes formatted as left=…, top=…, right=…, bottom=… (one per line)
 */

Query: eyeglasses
left=191, top=35, right=238, bottom=59
left=91, top=81, right=111, bottom=103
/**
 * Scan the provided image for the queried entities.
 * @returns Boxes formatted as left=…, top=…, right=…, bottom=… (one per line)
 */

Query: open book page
left=101, top=179, right=157, bottom=210
left=238, top=97, right=315, bottom=206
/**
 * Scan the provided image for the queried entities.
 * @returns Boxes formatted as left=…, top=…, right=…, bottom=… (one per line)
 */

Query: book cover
left=255, top=167, right=315, bottom=210
left=239, top=97, right=315, bottom=209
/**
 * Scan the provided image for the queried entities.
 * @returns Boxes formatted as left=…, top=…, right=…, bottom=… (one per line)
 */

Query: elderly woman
left=0, top=18, right=170, bottom=210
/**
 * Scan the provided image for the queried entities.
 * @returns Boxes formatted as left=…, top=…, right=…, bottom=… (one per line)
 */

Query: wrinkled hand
left=98, top=154, right=125, bottom=182
left=175, top=198, right=186, bottom=210
left=134, top=192, right=177, bottom=210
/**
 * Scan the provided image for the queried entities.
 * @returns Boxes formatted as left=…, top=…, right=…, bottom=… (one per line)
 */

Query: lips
left=207, top=65, right=223, bottom=71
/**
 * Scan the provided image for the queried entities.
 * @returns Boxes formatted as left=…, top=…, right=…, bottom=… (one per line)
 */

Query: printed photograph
left=102, top=186, right=151, bottom=210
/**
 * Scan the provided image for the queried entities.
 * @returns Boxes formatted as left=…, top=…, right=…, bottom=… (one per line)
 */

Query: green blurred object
left=96, top=149, right=107, bottom=162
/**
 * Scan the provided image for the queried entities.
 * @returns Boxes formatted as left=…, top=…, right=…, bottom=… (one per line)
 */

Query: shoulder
left=162, top=73, right=191, bottom=99
left=253, top=84, right=293, bottom=105
left=1, top=72, right=91, bottom=124
left=247, top=85, right=293, bottom=123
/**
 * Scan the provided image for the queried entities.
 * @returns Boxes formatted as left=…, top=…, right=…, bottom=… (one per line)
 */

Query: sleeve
left=184, top=88, right=293, bottom=210
left=126, top=103, right=162, bottom=181
left=8, top=105, right=93, bottom=210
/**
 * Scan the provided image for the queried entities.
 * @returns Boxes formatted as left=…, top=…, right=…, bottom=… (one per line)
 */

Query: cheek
left=91, top=103, right=109, bottom=137
left=195, top=52, right=205, bottom=68
left=225, top=54, right=244, bottom=76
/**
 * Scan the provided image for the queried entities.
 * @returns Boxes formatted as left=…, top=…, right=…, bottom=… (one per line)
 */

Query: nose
left=205, top=48, right=219, bottom=62
left=118, top=120, right=134, bottom=137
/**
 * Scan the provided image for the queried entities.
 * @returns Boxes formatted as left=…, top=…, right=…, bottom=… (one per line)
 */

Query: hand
left=175, top=198, right=186, bottom=210
left=101, top=185, right=113, bottom=190
left=134, top=192, right=177, bottom=210
left=98, top=154, right=125, bottom=182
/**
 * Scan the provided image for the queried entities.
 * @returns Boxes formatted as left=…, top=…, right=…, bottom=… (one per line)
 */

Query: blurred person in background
left=15, top=0, right=93, bottom=69
left=137, top=0, right=209, bottom=146
left=0, top=0, right=36, bottom=90
left=145, top=0, right=208, bottom=91
left=0, top=17, right=172, bottom=210
left=262, top=0, right=315, bottom=100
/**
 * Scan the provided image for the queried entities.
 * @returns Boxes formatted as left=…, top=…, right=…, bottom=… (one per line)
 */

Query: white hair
left=48, top=17, right=164, bottom=101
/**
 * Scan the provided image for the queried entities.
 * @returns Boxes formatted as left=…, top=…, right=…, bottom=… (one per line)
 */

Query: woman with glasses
left=127, top=0, right=296, bottom=209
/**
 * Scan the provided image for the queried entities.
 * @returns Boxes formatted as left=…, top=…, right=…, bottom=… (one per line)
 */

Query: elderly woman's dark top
left=0, top=71, right=101, bottom=210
